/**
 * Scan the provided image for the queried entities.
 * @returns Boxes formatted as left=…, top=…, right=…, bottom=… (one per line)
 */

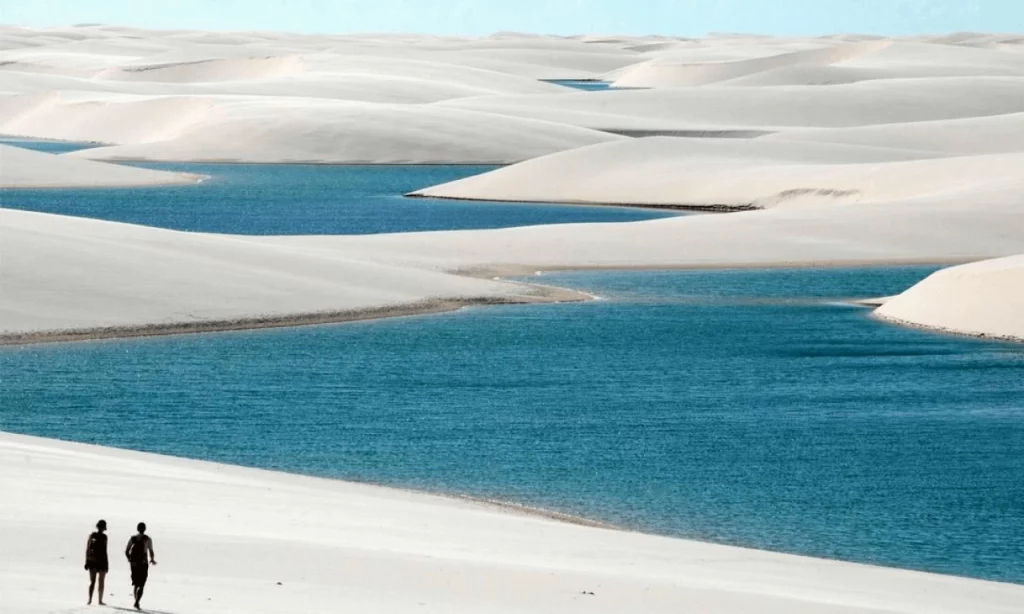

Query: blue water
left=0, top=137, right=100, bottom=154
left=545, top=79, right=613, bottom=91
left=1, top=161, right=673, bottom=234
left=3, top=267, right=1022, bottom=583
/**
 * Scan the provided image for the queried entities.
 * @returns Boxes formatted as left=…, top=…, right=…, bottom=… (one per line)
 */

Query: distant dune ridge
left=2, top=24, right=1024, bottom=614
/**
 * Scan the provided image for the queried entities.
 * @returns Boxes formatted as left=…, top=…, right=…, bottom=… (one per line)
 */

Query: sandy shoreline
left=405, top=191, right=754, bottom=212
left=5, top=428, right=617, bottom=530
left=872, top=312, right=1024, bottom=343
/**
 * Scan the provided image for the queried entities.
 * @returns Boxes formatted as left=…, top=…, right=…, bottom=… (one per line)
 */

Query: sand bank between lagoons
left=3, top=431, right=1023, bottom=614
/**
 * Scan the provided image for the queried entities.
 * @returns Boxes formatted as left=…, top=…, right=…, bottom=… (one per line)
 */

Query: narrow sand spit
left=0, top=143, right=201, bottom=187
left=3, top=432, right=1023, bottom=614
left=0, top=208, right=583, bottom=343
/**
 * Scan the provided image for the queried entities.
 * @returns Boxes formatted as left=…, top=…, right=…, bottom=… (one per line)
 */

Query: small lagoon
left=1, top=137, right=671, bottom=235
left=545, top=79, right=614, bottom=91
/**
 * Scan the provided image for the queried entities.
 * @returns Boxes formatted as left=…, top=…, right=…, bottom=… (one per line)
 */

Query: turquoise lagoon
left=0, top=139, right=671, bottom=235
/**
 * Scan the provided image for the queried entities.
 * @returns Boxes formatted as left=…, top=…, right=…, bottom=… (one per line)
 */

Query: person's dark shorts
left=130, top=563, right=149, bottom=587
left=85, top=559, right=109, bottom=573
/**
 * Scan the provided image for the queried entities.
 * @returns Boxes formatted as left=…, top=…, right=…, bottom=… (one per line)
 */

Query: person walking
left=85, top=519, right=109, bottom=606
left=125, top=522, right=157, bottom=610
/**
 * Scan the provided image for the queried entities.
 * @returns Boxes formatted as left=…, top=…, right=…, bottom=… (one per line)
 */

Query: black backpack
left=127, top=535, right=148, bottom=563
left=86, top=533, right=102, bottom=560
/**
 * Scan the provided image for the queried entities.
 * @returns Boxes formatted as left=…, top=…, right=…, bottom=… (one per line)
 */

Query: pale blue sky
left=0, top=0, right=1020, bottom=36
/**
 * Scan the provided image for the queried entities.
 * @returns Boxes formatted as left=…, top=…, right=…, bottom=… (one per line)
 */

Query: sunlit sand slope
left=0, top=209, right=553, bottom=339
left=875, top=255, right=1024, bottom=341
left=413, top=137, right=1022, bottom=209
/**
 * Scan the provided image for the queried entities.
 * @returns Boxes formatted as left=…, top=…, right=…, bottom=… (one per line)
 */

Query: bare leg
left=97, top=572, right=106, bottom=605
left=135, top=584, right=144, bottom=609
left=87, top=569, right=96, bottom=604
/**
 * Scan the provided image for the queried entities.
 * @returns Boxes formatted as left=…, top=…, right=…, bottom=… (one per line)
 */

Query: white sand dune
left=0, top=27, right=635, bottom=163
left=0, top=26, right=640, bottom=81
left=5, top=27, right=1024, bottom=163
left=322, top=35, right=641, bottom=79
left=95, top=54, right=307, bottom=82
left=764, top=113, right=1024, bottom=155
left=437, top=77, right=1024, bottom=132
left=611, top=40, right=893, bottom=87
left=608, top=36, right=834, bottom=68
left=0, top=143, right=199, bottom=188
left=273, top=186, right=1024, bottom=274
left=0, top=208, right=566, bottom=339
left=66, top=98, right=620, bottom=164
left=0, top=91, right=618, bottom=163
left=874, top=254, right=1024, bottom=341
left=413, top=137, right=1024, bottom=208
left=4, top=431, right=1023, bottom=614
left=0, top=61, right=567, bottom=102
left=612, top=40, right=1024, bottom=88
left=0, top=92, right=216, bottom=145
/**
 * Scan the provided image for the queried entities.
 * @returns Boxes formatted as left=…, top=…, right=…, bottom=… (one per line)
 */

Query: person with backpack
left=125, top=522, right=157, bottom=610
left=85, top=519, right=109, bottom=606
